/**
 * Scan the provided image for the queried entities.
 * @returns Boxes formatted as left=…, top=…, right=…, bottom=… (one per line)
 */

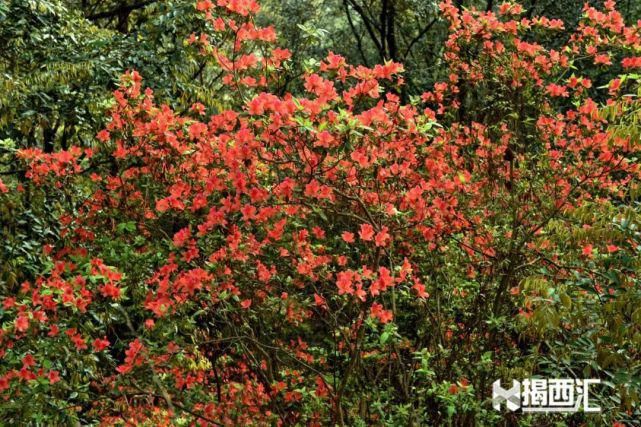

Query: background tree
left=2, top=0, right=641, bottom=426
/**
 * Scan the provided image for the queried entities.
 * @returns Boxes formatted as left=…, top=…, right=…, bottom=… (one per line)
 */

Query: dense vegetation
left=1, top=0, right=641, bottom=425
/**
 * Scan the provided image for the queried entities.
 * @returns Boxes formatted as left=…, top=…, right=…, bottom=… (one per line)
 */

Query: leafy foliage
left=1, top=0, right=641, bottom=426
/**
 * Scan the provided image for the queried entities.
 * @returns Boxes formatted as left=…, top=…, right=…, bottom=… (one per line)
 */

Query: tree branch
left=86, top=0, right=157, bottom=20
left=402, top=18, right=437, bottom=59
left=344, top=0, right=384, bottom=59
left=343, top=0, right=370, bottom=67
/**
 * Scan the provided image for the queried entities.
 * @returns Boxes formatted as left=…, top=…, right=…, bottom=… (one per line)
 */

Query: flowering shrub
left=1, top=0, right=641, bottom=425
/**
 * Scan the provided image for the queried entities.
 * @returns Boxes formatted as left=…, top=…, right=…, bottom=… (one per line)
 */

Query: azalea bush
left=1, top=0, right=641, bottom=425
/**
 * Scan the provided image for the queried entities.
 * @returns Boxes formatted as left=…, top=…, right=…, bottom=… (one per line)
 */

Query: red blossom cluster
left=2, top=0, right=641, bottom=424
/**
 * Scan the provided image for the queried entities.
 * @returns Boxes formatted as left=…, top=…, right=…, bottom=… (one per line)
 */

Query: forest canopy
left=1, top=0, right=641, bottom=425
